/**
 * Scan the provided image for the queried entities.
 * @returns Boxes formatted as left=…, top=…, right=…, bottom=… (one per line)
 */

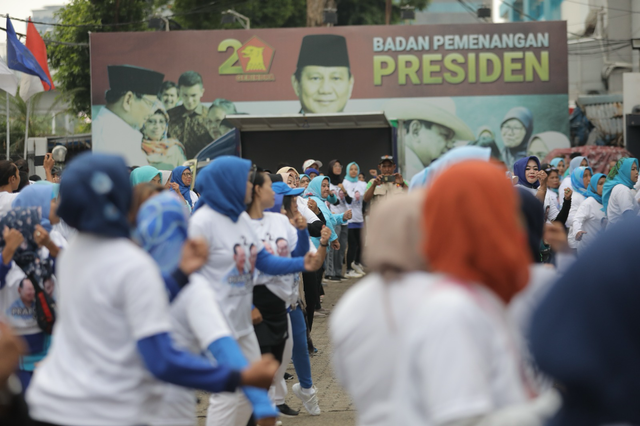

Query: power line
left=0, top=26, right=88, bottom=46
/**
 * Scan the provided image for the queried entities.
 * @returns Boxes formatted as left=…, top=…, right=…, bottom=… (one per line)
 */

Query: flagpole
left=23, top=98, right=30, bottom=159
left=5, top=93, right=9, bottom=159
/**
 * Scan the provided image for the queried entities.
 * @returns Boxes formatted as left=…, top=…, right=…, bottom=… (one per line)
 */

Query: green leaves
left=46, top=0, right=152, bottom=117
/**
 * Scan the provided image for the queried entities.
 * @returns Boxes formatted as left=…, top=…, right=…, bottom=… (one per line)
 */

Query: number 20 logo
left=218, top=37, right=275, bottom=75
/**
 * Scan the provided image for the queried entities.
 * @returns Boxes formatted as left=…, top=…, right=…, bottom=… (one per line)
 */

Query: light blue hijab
left=306, top=175, right=329, bottom=201
left=584, top=173, right=606, bottom=205
left=130, top=166, right=161, bottom=186
left=602, top=158, right=639, bottom=215
left=12, top=184, right=59, bottom=232
left=135, top=192, right=189, bottom=274
left=409, top=146, right=491, bottom=191
left=344, top=162, right=360, bottom=183
left=550, top=157, right=564, bottom=168
left=571, top=166, right=593, bottom=197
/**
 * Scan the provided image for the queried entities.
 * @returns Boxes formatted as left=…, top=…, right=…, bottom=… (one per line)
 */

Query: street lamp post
left=221, top=9, right=251, bottom=29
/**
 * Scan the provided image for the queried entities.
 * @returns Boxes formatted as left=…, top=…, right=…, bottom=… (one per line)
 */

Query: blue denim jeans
left=289, top=307, right=313, bottom=389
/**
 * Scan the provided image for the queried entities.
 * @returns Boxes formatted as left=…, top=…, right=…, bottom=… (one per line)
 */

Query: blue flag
left=5, top=17, right=52, bottom=88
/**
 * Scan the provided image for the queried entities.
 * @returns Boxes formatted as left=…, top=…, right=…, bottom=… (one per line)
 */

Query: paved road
left=196, top=277, right=358, bottom=426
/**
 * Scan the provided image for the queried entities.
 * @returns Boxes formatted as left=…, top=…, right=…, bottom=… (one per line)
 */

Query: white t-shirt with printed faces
left=393, top=279, right=531, bottom=426
left=342, top=180, right=367, bottom=224
left=330, top=271, right=441, bottom=426
left=608, top=184, right=639, bottom=225
left=329, top=183, right=348, bottom=215
left=151, top=273, right=232, bottom=426
left=26, top=234, right=173, bottom=426
left=188, top=206, right=263, bottom=338
left=251, top=212, right=299, bottom=306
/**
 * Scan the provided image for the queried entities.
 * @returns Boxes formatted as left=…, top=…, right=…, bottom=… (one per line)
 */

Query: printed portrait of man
left=384, top=98, right=475, bottom=180
left=292, top=34, right=354, bottom=114
left=207, top=98, right=238, bottom=141
left=158, top=81, right=179, bottom=111
left=233, top=244, right=247, bottom=275
left=92, top=65, right=165, bottom=166
left=275, top=238, right=289, bottom=258
left=8, top=279, right=36, bottom=320
left=168, top=71, right=212, bottom=159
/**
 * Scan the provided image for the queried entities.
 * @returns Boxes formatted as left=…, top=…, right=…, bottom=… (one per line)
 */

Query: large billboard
left=90, top=21, right=569, bottom=177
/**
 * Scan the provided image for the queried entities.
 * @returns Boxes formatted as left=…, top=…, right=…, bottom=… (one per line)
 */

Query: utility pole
left=385, top=0, right=392, bottom=25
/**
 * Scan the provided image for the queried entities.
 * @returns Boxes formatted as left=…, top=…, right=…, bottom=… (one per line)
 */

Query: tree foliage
left=45, top=0, right=151, bottom=116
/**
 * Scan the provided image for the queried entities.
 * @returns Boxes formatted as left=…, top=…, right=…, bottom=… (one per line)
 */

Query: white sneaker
left=292, top=383, right=321, bottom=416
left=345, top=269, right=363, bottom=278
left=352, top=262, right=365, bottom=275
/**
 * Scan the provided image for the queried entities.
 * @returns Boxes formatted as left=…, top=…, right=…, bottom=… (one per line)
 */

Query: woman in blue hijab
left=513, top=156, right=543, bottom=197
left=189, top=156, right=322, bottom=426
left=305, top=176, right=352, bottom=248
left=530, top=217, right=640, bottom=426
left=602, top=157, right=639, bottom=225
left=550, top=157, right=566, bottom=177
left=170, top=165, right=199, bottom=211
left=129, top=165, right=161, bottom=186
left=135, top=192, right=280, bottom=426
left=571, top=173, right=606, bottom=253
left=567, top=166, right=593, bottom=248
left=26, top=153, right=277, bottom=426
left=559, top=156, right=589, bottom=199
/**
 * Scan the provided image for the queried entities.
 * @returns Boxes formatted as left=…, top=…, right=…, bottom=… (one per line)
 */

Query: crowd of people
left=1, top=145, right=640, bottom=426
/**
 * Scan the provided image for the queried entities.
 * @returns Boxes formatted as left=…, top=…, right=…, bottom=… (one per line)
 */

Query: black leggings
left=302, top=268, right=323, bottom=331
left=259, top=338, right=287, bottom=365
left=347, top=227, right=362, bottom=267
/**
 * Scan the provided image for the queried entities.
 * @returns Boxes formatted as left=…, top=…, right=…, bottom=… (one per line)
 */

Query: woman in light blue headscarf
left=130, top=165, right=161, bottom=186
left=559, top=155, right=588, bottom=199
left=305, top=176, right=351, bottom=248
left=572, top=173, right=606, bottom=253
left=343, top=162, right=367, bottom=277
left=550, top=157, right=565, bottom=177
left=567, top=166, right=593, bottom=249
left=602, top=157, right=640, bottom=225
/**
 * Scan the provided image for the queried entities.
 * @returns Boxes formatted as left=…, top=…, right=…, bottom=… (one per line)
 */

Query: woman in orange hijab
left=393, top=160, right=560, bottom=426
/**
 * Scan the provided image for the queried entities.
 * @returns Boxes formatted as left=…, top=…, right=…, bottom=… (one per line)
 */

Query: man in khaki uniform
left=364, top=155, right=408, bottom=206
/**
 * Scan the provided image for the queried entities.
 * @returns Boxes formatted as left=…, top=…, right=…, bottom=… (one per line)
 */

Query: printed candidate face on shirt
left=276, top=238, right=289, bottom=257
left=7, top=279, right=36, bottom=321
left=233, top=244, right=247, bottom=274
